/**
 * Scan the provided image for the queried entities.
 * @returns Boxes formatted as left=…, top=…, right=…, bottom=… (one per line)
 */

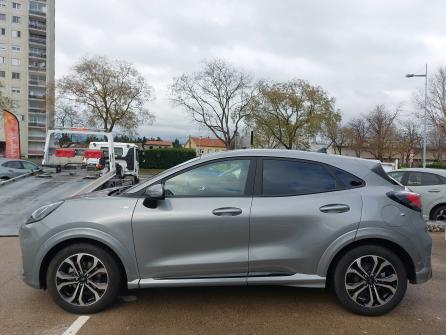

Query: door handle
left=428, top=189, right=441, bottom=193
left=319, top=204, right=350, bottom=213
left=212, top=207, right=242, bottom=216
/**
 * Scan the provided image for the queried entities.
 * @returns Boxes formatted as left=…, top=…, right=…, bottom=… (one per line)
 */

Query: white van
left=86, top=142, right=139, bottom=178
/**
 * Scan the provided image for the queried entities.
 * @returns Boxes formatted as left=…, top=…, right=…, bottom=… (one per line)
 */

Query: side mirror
left=143, top=184, right=165, bottom=209
left=145, top=184, right=165, bottom=200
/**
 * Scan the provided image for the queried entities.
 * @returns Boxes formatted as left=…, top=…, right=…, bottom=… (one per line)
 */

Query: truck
left=0, top=128, right=140, bottom=236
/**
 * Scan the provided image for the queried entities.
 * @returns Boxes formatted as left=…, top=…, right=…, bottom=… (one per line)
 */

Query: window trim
left=255, top=157, right=364, bottom=198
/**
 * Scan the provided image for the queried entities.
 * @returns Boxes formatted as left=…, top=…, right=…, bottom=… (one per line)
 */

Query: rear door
left=248, top=158, right=363, bottom=277
left=4, top=160, right=25, bottom=177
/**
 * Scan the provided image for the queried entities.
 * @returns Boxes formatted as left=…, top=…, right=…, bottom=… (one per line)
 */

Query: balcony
left=29, top=108, right=46, bottom=114
left=29, top=93, right=46, bottom=100
left=29, top=52, right=46, bottom=59
left=29, top=36, right=46, bottom=45
left=28, top=122, right=46, bottom=129
left=28, top=136, right=46, bottom=142
left=29, top=79, right=46, bottom=86
left=29, top=65, right=46, bottom=72
left=29, top=22, right=46, bottom=31
left=29, top=10, right=46, bottom=18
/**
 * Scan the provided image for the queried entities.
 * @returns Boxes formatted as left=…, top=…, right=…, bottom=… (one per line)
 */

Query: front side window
left=406, top=172, right=444, bottom=186
left=262, top=159, right=338, bottom=196
left=164, top=159, right=251, bottom=197
left=22, top=162, right=38, bottom=170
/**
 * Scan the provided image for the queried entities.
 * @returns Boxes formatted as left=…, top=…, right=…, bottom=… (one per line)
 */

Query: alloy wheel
left=435, top=209, right=446, bottom=221
left=55, top=253, right=109, bottom=306
left=344, top=255, right=398, bottom=308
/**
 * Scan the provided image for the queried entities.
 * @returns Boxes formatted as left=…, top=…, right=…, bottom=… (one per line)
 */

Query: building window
left=12, top=72, right=20, bottom=79
left=11, top=58, right=20, bottom=65
left=11, top=45, right=21, bottom=52
left=0, top=14, right=6, bottom=21
left=0, top=43, right=5, bottom=51
left=12, top=16, right=22, bottom=24
left=0, top=70, right=5, bottom=78
left=12, top=30, right=21, bottom=38
left=12, top=87, right=20, bottom=94
left=0, top=0, right=5, bottom=7
left=1, top=28, right=5, bottom=36
left=0, top=56, right=5, bottom=64
left=12, top=2, right=21, bottom=10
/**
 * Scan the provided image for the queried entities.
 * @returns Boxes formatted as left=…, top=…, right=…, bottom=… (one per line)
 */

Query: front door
left=131, top=158, right=255, bottom=279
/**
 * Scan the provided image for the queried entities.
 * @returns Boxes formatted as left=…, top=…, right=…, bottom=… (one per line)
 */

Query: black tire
left=332, top=245, right=407, bottom=316
left=46, top=243, right=122, bottom=314
left=431, top=205, right=446, bottom=221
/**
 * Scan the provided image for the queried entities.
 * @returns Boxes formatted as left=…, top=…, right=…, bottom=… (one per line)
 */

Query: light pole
left=406, top=64, right=428, bottom=168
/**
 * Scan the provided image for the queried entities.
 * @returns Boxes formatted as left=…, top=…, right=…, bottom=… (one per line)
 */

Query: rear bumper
left=411, top=256, right=432, bottom=284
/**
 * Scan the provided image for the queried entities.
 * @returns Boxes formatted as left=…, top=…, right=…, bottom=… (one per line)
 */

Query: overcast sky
left=55, top=0, right=446, bottom=141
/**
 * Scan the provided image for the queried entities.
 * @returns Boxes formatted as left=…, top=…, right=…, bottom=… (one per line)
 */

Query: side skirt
left=128, top=273, right=326, bottom=289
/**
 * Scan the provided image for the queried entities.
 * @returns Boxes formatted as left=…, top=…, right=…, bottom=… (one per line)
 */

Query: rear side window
left=372, top=164, right=400, bottom=185
left=4, top=161, right=23, bottom=169
left=329, top=166, right=364, bottom=188
left=262, top=159, right=337, bottom=196
left=388, top=171, right=405, bottom=183
left=406, top=172, right=445, bottom=186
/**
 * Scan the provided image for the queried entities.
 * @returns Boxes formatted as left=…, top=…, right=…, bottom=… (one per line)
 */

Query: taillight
left=387, top=191, right=422, bottom=212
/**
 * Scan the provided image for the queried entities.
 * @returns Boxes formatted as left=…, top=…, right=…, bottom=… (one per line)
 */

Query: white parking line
left=62, top=316, right=90, bottom=335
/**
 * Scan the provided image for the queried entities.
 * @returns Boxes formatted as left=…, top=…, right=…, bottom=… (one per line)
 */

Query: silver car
left=19, top=150, right=432, bottom=316
left=388, top=168, right=446, bottom=221
left=0, top=158, right=40, bottom=180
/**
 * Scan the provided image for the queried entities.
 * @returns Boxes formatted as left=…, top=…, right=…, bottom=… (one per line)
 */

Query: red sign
left=3, top=111, right=20, bottom=159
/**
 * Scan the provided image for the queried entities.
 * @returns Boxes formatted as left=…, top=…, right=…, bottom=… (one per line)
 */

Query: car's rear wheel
left=333, top=245, right=407, bottom=316
left=431, top=204, right=446, bottom=221
left=46, top=243, right=122, bottom=314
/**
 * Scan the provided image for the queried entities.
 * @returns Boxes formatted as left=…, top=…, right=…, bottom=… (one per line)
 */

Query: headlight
left=25, top=201, right=64, bottom=224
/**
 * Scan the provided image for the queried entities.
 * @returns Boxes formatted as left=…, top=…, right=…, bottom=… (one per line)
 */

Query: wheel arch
left=428, top=202, right=446, bottom=220
left=36, top=231, right=138, bottom=289
left=325, top=238, right=416, bottom=286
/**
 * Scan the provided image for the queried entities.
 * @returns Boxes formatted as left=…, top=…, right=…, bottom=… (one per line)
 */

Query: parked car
left=19, top=150, right=432, bottom=316
left=388, top=168, right=446, bottom=221
left=0, top=158, right=40, bottom=180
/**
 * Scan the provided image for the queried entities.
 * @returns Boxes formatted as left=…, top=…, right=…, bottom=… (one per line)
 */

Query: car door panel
left=131, top=158, right=255, bottom=280
left=131, top=197, right=251, bottom=279
left=249, top=190, right=362, bottom=275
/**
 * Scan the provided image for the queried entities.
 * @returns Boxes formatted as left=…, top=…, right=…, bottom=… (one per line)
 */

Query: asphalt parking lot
left=1, top=233, right=445, bottom=335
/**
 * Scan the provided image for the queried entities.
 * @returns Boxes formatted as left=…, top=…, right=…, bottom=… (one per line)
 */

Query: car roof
left=391, top=168, right=446, bottom=177
left=200, top=149, right=379, bottom=168
left=0, top=158, right=35, bottom=163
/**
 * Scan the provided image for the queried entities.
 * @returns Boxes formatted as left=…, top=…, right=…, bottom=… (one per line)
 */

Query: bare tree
left=323, top=120, right=349, bottom=155
left=170, top=59, right=253, bottom=149
left=396, top=120, right=422, bottom=165
left=247, top=80, right=340, bottom=149
left=416, top=66, right=446, bottom=135
left=365, top=105, right=399, bottom=161
left=58, top=56, right=154, bottom=134
left=347, top=118, right=367, bottom=157
left=55, top=99, right=83, bottom=128
left=428, top=126, right=446, bottom=161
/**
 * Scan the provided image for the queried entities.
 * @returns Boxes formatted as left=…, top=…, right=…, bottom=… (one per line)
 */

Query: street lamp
left=406, top=64, right=428, bottom=168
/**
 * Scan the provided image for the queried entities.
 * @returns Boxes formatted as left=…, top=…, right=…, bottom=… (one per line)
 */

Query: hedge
left=426, top=162, right=446, bottom=170
left=139, top=148, right=196, bottom=169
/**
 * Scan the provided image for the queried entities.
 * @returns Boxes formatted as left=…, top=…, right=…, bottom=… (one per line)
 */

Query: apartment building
left=0, top=0, right=54, bottom=158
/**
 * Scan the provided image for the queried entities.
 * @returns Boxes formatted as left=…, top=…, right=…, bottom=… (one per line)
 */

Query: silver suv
left=19, top=150, right=432, bottom=316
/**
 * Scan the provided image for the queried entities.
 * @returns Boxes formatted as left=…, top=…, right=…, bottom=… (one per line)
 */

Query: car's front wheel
left=46, top=243, right=122, bottom=314
left=333, top=245, right=407, bottom=316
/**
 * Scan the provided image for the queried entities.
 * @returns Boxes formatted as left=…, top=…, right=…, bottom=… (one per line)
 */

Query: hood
left=67, top=185, right=131, bottom=200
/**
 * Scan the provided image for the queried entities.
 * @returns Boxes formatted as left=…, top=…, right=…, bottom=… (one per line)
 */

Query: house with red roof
left=145, top=140, right=173, bottom=149
left=184, top=136, right=226, bottom=156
